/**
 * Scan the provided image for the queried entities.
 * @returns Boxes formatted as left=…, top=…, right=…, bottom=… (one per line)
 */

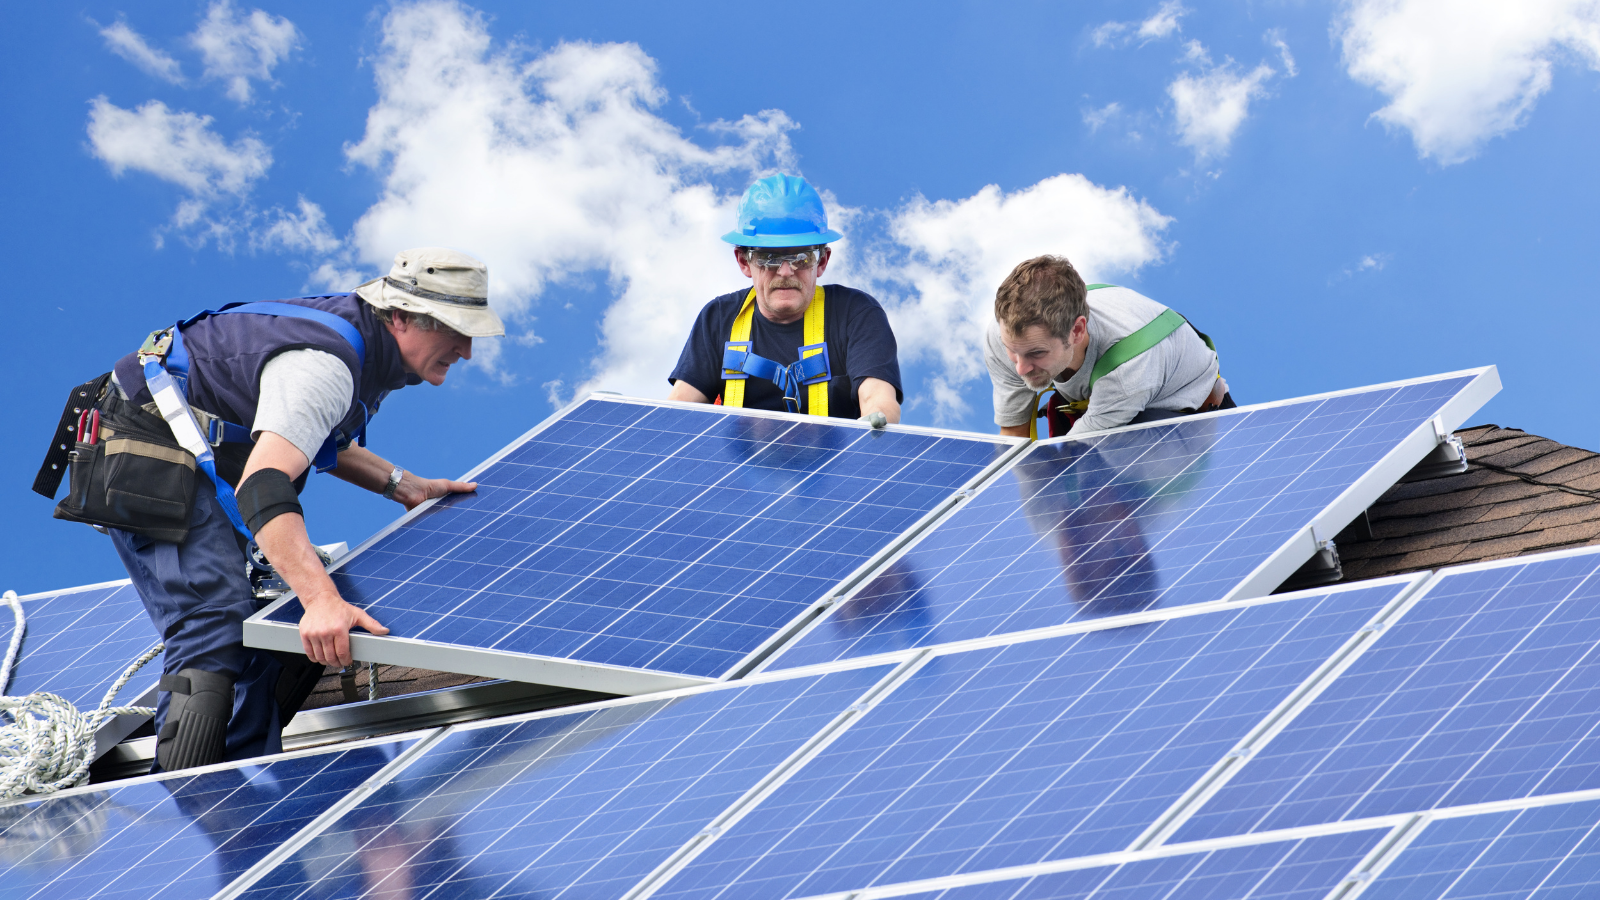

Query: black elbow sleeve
left=237, top=468, right=303, bottom=534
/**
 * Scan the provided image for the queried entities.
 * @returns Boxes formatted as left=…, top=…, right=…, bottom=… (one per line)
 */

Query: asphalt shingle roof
left=1334, top=424, right=1600, bottom=582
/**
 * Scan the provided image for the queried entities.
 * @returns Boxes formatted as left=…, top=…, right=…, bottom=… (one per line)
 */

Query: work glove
left=859, top=411, right=888, bottom=429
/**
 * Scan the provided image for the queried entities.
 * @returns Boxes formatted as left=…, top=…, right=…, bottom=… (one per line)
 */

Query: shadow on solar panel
left=765, top=368, right=1499, bottom=671
left=244, top=396, right=1022, bottom=694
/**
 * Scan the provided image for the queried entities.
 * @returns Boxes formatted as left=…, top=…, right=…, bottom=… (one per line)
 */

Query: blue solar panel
left=1176, top=548, right=1600, bottom=842
left=894, top=829, right=1388, bottom=900
left=249, top=399, right=1011, bottom=686
left=3, top=580, right=156, bottom=713
left=654, top=582, right=1407, bottom=899
left=0, top=738, right=413, bottom=900
left=1363, top=799, right=1600, bottom=899
left=236, top=663, right=891, bottom=900
left=768, top=374, right=1488, bottom=671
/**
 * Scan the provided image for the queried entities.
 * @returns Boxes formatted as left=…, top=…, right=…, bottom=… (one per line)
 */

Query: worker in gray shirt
left=986, top=255, right=1231, bottom=438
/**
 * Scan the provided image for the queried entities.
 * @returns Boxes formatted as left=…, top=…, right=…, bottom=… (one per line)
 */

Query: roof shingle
left=1332, top=424, right=1600, bottom=583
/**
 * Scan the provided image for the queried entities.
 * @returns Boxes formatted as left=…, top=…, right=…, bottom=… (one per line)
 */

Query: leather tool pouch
left=52, top=389, right=198, bottom=543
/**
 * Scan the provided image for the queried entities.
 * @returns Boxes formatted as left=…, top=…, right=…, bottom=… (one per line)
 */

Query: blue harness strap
left=146, top=300, right=371, bottom=539
left=720, top=342, right=831, bottom=413
left=167, top=301, right=366, bottom=376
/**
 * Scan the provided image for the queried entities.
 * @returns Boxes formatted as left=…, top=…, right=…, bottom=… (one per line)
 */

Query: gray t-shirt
left=986, top=285, right=1219, bottom=435
left=253, top=349, right=354, bottom=464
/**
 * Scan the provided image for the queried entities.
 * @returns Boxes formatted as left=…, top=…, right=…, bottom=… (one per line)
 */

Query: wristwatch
left=382, top=466, right=404, bottom=500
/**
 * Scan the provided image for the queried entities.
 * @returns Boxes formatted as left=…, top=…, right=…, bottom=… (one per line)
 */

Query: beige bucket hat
left=354, top=247, right=505, bottom=338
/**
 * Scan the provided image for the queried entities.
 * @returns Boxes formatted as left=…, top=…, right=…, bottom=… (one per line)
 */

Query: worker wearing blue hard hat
left=668, top=174, right=903, bottom=426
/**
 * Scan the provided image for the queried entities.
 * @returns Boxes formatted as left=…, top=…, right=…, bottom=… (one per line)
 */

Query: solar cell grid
left=235, top=664, right=892, bottom=900
left=1362, top=798, right=1600, bottom=899
left=1176, top=546, right=1600, bottom=842
left=767, top=372, right=1493, bottom=671
left=892, top=829, right=1387, bottom=900
left=249, top=398, right=1014, bottom=688
left=0, top=737, right=413, bottom=900
left=2, top=581, right=157, bottom=727
left=656, top=582, right=1408, bottom=900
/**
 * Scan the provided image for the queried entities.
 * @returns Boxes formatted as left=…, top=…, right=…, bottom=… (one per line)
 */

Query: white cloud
left=1266, top=28, right=1298, bottom=77
left=341, top=0, right=794, bottom=393
left=860, top=176, right=1172, bottom=422
left=1138, top=1, right=1189, bottom=40
left=97, top=18, right=184, bottom=84
left=1356, top=253, right=1390, bottom=272
left=256, top=196, right=340, bottom=254
left=86, top=97, right=269, bottom=196
left=1082, top=101, right=1123, bottom=132
left=86, top=96, right=273, bottom=246
left=1168, top=41, right=1280, bottom=161
left=1094, top=1, right=1189, bottom=47
left=260, top=1, right=1174, bottom=421
left=189, top=0, right=300, bottom=103
left=1338, top=0, right=1600, bottom=165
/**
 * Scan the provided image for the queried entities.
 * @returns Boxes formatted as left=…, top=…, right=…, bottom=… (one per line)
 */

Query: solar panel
left=3, top=580, right=159, bottom=758
left=0, top=735, right=418, bottom=900
left=1360, top=797, right=1600, bottom=899
left=763, top=369, right=1498, bottom=672
left=883, top=828, right=1391, bottom=900
left=653, top=580, right=1414, bottom=900
left=245, top=397, right=1017, bottom=693
left=231, top=664, right=893, bottom=900
left=1175, top=545, right=1600, bottom=843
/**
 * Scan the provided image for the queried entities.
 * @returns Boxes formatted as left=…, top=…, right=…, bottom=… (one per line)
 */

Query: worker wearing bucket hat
left=34, top=247, right=501, bottom=773
left=667, top=174, right=903, bottom=426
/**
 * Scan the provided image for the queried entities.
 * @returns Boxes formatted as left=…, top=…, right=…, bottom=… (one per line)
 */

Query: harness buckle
left=136, top=328, right=173, bottom=366
left=792, top=343, right=831, bottom=386
left=721, top=342, right=753, bottom=380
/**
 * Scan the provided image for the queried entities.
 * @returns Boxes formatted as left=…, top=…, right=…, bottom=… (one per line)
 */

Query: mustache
left=770, top=279, right=804, bottom=290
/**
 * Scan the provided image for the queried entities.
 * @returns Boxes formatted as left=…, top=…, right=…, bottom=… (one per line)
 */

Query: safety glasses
left=744, top=247, right=826, bottom=271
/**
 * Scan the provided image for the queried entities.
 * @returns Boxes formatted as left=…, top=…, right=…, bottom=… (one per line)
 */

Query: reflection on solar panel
left=1176, top=546, right=1600, bottom=842
left=1363, top=797, right=1600, bottom=899
left=236, top=665, right=891, bottom=899
left=246, top=397, right=1016, bottom=693
left=0, top=737, right=413, bottom=900
left=656, top=581, right=1411, bottom=899
left=3, top=580, right=158, bottom=757
left=38, top=370, right=1595, bottom=900
left=894, top=829, right=1390, bottom=900
left=766, top=370, right=1498, bottom=671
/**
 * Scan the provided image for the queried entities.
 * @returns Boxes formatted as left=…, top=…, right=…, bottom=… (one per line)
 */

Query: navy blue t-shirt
left=669, top=284, right=903, bottom=418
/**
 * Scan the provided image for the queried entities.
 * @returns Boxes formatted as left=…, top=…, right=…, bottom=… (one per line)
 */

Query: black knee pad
left=156, top=668, right=235, bottom=772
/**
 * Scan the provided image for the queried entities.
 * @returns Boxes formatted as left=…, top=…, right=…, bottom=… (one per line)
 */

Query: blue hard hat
left=721, top=174, right=843, bottom=247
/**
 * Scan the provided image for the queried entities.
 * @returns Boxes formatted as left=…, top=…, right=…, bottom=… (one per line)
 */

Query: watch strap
left=382, top=466, right=404, bottom=500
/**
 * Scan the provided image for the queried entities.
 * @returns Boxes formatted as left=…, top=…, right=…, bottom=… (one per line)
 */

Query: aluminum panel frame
left=244, top=394, right=1024, bottom=694
left=754, top=368, right=1499, bottom=673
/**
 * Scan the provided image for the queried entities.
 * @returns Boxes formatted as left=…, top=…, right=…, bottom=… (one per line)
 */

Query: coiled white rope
left=1, top=590, right=162, bottom=799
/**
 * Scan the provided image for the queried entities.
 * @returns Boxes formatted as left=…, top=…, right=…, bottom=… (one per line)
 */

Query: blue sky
left=5, top=0, right=1598, bottom=594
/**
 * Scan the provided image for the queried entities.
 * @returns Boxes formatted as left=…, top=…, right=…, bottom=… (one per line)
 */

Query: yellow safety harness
left=722, top=286, right=830, bottom=416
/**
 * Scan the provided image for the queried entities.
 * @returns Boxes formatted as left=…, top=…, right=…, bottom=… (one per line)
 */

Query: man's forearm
left=858, top=377, right=901, bottom=424
left=329, top=444, right=396, bottom=493
left=257, top=511, right=339, bottom=609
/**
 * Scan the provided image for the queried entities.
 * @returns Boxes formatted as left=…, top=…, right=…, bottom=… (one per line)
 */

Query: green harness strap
left=1084, top=284, right=1215, bottom=389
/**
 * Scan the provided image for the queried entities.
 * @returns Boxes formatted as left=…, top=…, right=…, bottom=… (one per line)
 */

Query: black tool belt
left=34, top=373, right=111, bottom=499
left=46, top=382, right=201, bottom=543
